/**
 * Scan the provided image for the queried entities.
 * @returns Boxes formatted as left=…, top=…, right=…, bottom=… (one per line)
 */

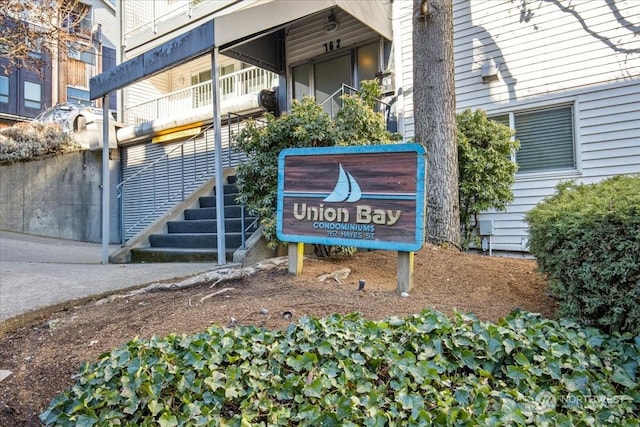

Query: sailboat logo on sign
left=323, top=164, right=362, bottom=203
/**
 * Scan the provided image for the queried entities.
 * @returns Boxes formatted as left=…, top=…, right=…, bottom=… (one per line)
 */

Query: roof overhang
left=213, top=0, right=392, bottom=48
left=91, top=0, right=391, bottom=100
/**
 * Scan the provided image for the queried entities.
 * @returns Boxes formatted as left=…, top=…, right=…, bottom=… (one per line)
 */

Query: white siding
left=392, top=0, right=414, bottom=138
left=91, top=0, right=118, bottom=50
left=286, top=8, right=380, bottom=66
left=453, top=0, right=640, bottom=109
left=393, top=0, right=640, bottom=253
left=124, top=75, right=172, bottom=122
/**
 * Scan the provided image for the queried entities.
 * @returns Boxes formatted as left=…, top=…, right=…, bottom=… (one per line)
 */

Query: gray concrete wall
left=0, top=151, right=115, bottom=243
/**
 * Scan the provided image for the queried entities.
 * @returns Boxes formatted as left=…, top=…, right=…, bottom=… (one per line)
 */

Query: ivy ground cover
left=41, top=310, right=639, bottom=426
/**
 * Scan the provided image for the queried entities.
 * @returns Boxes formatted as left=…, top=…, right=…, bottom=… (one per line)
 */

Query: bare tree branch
left=0, top=0, right=90, bottom=77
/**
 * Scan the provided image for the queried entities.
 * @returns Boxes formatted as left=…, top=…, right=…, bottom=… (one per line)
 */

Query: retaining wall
left=0, top=151, right=118, bottom=243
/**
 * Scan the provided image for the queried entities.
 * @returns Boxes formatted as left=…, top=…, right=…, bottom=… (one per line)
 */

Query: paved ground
left=0, top=231, right=227, bottom=326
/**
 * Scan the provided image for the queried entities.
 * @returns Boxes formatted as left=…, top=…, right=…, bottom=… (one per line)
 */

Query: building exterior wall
left=0, top=151, right=120, bottom=243
left=0, top=0, right=117, bottom=125
left=286, top=8, right=380, bottom=66
left=0, top=57, right=53, bottom=126
left=393, top=0, right=640, bottom=252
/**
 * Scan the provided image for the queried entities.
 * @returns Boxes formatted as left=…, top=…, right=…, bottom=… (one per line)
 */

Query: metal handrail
left=320, top=83, right=392, bottom=123
left=116, top=111, right=266, bottom=244
left=117, top=123, right=214, bottom=244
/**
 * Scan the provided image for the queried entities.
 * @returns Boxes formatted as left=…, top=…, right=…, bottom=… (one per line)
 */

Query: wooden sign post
left=276, top=144, right=426, bottom=294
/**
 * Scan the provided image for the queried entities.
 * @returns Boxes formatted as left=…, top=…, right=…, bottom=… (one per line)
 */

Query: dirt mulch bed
left=0, top=244, right=555, bottom=426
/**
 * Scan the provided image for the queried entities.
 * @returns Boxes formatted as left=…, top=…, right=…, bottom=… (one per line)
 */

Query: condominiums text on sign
left=276, top=143, right=426, bottom=252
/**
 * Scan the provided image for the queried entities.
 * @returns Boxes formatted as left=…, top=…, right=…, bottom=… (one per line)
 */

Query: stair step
left=167, top=218, right=258, bottom=233
left=214, top=183, right=239, bottom=195
left=184, top=206, right=245, bottom=220
left=130, top=247, right=235, bottom=263
left=149, top=232, right=247, bottom=249
left=199, top=194, right=239, bottom=207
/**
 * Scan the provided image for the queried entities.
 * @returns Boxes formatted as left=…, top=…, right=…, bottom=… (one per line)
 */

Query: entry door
left=314, top=54, right=352, bottom=115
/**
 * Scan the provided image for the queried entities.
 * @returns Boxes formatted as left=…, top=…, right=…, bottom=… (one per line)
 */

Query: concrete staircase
left=130, top=178, right=258, bottom=263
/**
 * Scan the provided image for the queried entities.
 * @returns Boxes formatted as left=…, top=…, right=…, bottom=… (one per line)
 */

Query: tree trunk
left=412, top=0, right=461, bottom=249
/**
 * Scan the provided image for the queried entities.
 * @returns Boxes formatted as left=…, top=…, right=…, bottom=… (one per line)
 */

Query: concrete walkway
left=0, top=231, right=227, bottom=328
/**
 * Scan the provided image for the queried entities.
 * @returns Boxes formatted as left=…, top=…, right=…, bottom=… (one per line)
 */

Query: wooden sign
left=277, top=143, right=426, bottom=252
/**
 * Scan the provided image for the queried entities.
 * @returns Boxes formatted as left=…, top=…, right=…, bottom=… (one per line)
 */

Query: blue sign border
left=276, top=143, right=426, bottom=252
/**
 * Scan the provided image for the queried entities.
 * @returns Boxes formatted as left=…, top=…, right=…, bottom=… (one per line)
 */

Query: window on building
left=67, top=43, right=95, bottom=65
left=0, top=76, right=8, bottom=104
left=291, top=41, right=380, bottom=116
left=491, top=105, right=575, bottom=174
left=67, top=86, right=90, bottom=105
left=191, top=70, right=212, bottom=85
left=356, top=42, right=379, bottom=83
left=62, top=3, right=92, bottom=36
left=24, top=81, right=42, bottom=109
left=221, top=64, right=235, bottom=76
left=26, top=38, right=43, bottom=59
left=191, top=70, right=212, bottom=108
left=292, top=63, right=310, bottom=100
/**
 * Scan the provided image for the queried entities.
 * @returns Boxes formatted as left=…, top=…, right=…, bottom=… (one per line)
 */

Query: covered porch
left=91, top=0, right=394, bottom=264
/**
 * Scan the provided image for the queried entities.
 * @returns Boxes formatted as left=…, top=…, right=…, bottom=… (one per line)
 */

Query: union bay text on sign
left=276, top=143, right=426, bottom=252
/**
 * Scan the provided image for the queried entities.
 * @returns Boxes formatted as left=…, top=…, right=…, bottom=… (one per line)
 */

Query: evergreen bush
left=456, top=109, right=519, bottom=249
left=234, top=81, right=396, bottom=253
left=41, top=310, right=640, bottom=426
left=525, top=175, right=640, bottom=335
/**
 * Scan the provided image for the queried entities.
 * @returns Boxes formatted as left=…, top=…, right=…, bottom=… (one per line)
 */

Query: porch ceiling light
left=324, top=11, right=339, bottom=33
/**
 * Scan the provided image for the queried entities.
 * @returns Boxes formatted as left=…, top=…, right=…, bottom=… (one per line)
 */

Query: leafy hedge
left=0, top=121, right=79, bottom=162
left=457, top=109, right=519, bottom=249
left=526, top=176, right=640, bottom=335
left=41, top=310, right=639, bottom=426
left=234, top=81, right=397, bottom=252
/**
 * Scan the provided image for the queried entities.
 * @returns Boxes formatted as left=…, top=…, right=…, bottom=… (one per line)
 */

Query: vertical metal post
left=101, top=94, right=110, bottom=264
left=212, top=38, right=226, bottom=265
left=397, top=251, right=414, bottom=294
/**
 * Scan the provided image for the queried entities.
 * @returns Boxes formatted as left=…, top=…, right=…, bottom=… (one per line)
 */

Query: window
left=191, top=70, right=211, bottom=85
left=191, top=70, right=212, bottom=108
left=292, top=63, right=310, bottom=100
left=24, top=81, right=42, bottom=109
left=26, top=38, right=43, bottom=59
left=356, top=43, right=379, bottom=83
left=62, top=3, right=92, bottom=36
left=291, top=41, right=381, bottom=115
left=0, top=77, right=8, bottom=104
left=491, top=105, right=575, bottom=173
left=221, top=64, right=235, bottom=76
left=67, top=44, right=95, bottom=65
left=67, top=86, right=90, bottom=105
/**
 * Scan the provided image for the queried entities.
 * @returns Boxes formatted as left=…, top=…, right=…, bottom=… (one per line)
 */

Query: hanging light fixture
left=324, top=10, right=339, bottom=33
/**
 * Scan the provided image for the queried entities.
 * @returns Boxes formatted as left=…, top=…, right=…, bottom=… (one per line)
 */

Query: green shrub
left=235, top=81, right=396, bottom=253
left=456, top=109, right=519, bottom=249
left=0, top=121, right=79, bottom=162
left=41, top=310, right=639, bottom=426
left=526, top=175, right=640, bottom=335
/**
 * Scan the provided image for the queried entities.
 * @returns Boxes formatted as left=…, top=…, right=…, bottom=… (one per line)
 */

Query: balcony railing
left=125, top=66, right=278, bottom=125
left=124, top=0, right=199, bottom=39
